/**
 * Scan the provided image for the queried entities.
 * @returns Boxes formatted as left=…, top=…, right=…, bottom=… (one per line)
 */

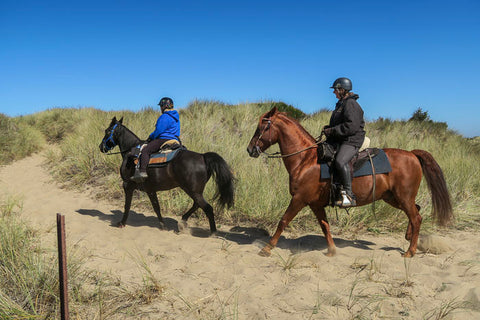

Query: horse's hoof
left=210, top=231, right=218, bottom=237
left=178, top=220, right=188, bottom=233
left=117, top=222, right=126, bottom=228
left=325, top=248, right=336, bottom=257
left=258, top=247, right=272, bottom=257
left=159, top=222, right=166, bottom=230
left=402, top=251, right=414, bottom=258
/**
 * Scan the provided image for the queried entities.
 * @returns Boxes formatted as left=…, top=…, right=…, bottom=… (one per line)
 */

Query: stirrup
left=337, top=191, right=356, bottom=208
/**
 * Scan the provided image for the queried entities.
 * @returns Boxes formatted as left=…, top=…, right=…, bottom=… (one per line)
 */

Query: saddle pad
left=133, top=147, right=184, bottom=167
left=320, top=149, right=392, bottom=179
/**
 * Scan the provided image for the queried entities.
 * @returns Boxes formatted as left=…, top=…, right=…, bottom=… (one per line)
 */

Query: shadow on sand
left=76, top=209, right=179, bottom=231
left=76, top=209, right=397, bottom=255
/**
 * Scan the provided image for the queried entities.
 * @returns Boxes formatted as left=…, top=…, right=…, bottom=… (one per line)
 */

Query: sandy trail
left=1, top=152, right=480, bottom=319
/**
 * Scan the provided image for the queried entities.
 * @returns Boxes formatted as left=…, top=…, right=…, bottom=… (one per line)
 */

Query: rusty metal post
left=57, top=213, right=69, bottom=320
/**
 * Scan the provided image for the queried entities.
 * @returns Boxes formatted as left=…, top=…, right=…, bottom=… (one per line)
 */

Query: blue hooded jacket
left=148, top=110, right=180, bottom=141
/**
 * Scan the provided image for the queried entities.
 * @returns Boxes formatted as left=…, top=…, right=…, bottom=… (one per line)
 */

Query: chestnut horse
left=247, top=107, right=453, bottom=257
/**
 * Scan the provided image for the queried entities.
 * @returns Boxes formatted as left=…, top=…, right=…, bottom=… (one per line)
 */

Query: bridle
left=253, top=117, right=323, bottom=159
left=101, top=123, right=118, bottom=152
left=101, top=122, right=143, bottom=155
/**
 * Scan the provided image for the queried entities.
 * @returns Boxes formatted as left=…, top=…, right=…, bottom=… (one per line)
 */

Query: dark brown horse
left=99, top=117, right=235, bottom=233
left=247, top=107, right=453, bottom=257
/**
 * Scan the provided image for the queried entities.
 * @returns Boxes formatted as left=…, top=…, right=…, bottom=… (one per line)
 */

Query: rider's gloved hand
left=322, top=126, right=333, bottom=137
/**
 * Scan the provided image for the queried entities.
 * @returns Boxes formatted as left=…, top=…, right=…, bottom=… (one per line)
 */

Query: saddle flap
left=320, top=148, right=391, bottom=179
left=352, top=148, right=381, bottom=171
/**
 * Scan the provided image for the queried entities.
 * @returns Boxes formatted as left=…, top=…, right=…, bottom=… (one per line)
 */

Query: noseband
left=102, top=123, right=118, bottom=152
left=253, top=118, right=272, bottom=154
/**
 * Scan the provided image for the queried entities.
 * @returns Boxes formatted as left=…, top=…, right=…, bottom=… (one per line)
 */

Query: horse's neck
left=276, top=118, right=316, bottom=172
left=118, top=127, right=141, bottom=157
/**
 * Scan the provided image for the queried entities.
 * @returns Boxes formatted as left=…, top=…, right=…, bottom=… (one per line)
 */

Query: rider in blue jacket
left=132, top=97, right=180, bottom=181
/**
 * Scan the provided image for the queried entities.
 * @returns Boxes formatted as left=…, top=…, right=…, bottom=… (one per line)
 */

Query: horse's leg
left=384, top=198, right=422, bottom=257
left=182, top=203, right=199, bottom=222
left=309, top=204, right=336, bottom=257
left=404, top=204, right=421, bottom=240
left=403, top=203, right=422, bottom=257
left=410, top=204, right=421, bottom=240
left=384, top=198, right=422, bottom=243
left=147, top=191, right=165, bottom=229
left=119, top=183, right=134, bottom=227
left=259, top=196, right=304, bottom=257
left=178, top=203, right=199, bottom=232
left=383, top=197, right=413, bottom=240
left=192, top=194, right=216, bottom=234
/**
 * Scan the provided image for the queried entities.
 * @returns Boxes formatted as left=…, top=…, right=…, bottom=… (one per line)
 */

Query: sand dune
left=1, top=152, right=479, bottom=319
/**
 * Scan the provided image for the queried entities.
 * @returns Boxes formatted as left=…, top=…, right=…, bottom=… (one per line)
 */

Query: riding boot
left=131, top=169, right=148, bottom=182
left=335, top=163, right=356, bottom=207
left=131, top=153, right=149, bottom=182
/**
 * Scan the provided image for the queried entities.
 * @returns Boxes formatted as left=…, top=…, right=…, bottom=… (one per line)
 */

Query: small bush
left=256, top=101, right=307, bottom=120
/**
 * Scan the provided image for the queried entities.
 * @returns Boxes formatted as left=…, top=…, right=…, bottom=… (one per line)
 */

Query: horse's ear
left=112, top=116, right=117, bottom=122
left=119, top=117, right=123, bottom=123
left=266, top=106, right=277, bottom=118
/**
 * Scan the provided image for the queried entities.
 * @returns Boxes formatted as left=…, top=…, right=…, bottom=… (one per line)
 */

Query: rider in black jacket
left=322, top=77, right=365, bottom=207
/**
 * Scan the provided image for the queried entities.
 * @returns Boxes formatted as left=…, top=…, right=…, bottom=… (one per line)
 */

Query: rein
left=105, top=149, right=130, bottom=156
left=255, top=118, right=324, bottom=158
left=261, top=141, right=321, bottom=158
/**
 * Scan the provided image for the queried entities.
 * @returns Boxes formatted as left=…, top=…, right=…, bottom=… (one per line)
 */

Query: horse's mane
left=275, top=112, right=316, bottom=142
left=117, top=121, right=141, bottom=141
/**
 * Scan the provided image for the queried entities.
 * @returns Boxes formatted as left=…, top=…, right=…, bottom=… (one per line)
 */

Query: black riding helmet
left=158, top=97, right=174, bottom=109
left=330, top=77, right=352, bottom=91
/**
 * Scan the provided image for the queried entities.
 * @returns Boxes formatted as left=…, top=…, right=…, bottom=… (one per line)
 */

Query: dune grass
left=0, top=114, right=45, bottom=165
left=3, top=101, right=476, bottom=233
left=1, top=101, right=480, bottom=318
left=0, top=195, right=60, bottom=318
left=0, top=195, right=174, bottom=318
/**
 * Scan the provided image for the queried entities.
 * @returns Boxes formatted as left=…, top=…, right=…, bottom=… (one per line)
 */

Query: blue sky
left=1, top=0, right=479, bottom=137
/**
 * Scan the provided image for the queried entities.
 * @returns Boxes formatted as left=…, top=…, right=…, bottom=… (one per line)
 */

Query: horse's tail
left=203, top=152, right=235, bottom=209
left=411, top=149, right=453, bottom=226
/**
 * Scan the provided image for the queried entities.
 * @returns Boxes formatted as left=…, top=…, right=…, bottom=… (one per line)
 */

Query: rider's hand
left=322, top=126, right=333, bottom=137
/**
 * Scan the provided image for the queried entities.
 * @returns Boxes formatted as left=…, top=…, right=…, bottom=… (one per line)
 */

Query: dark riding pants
left=334, top=143, right=358, bottom=195
left=139, top=139, right=169, bottom=172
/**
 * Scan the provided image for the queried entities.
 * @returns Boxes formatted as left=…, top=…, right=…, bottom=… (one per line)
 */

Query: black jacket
left=326, top=94, right=365, bottom=148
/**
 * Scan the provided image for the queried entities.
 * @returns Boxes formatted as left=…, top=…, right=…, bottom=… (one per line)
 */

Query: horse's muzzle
left=99, top=142, right=108, bottom=153
left=247, top=146, right=260, bottom=158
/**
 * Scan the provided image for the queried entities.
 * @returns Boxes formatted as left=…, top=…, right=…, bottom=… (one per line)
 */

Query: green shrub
left=256, top=101, right=307, bottom=120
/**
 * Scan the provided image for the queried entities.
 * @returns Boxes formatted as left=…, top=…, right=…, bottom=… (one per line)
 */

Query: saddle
left=316, top=137, right=392, bottom=208
left=132, top=140, right=186, bottom=167
left=318, top=146, right=392, bottom=179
